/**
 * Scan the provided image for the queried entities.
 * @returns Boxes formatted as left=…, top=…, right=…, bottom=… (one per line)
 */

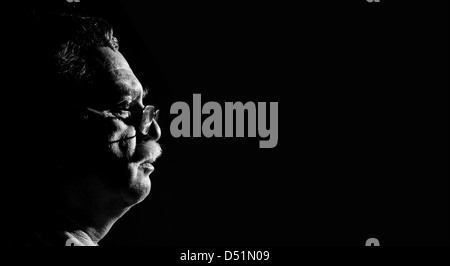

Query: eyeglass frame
left=67, top=104, right=159, bottom=136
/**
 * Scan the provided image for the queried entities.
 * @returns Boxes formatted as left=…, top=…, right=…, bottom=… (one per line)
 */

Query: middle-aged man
left=2, top=13, right=162, bottom=246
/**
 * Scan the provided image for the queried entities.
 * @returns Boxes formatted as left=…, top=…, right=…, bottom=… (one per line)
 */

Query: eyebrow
left=142, top=86, right=149, bottom=100
left=118, top=85, right=148, bottom=102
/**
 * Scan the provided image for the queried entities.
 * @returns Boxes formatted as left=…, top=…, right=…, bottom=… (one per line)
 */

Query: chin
left=121, top=170, right=152, bottom=206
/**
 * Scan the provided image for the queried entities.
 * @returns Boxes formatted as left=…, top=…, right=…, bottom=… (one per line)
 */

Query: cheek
left=106, top=120, right=137, bottom=160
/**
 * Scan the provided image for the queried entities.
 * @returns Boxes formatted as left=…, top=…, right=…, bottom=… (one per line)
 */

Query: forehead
left=94, top=47, right=143, bottom=101
left=97, top=46, right=131, bottom=71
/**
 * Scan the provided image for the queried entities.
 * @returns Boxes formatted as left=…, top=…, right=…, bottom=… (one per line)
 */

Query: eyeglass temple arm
left=85, top=107, right=109, bottom=118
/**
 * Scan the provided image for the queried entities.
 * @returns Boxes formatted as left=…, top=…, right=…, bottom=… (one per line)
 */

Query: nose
left=138, top=106, right=161, bottom=142
left=138, top=119, right=161, bottom=142
left=147, top=119, right=161, bottom=141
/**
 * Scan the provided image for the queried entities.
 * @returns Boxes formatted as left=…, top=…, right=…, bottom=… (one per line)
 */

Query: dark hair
left=2, top=14, right=121, bottom=238
left=17, top=13, right=119, bottom=158
left=29, top=13, right=118, bottom=105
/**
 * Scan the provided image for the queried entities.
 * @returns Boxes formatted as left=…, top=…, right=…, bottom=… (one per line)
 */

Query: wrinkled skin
left=86, top=47, right=162, bottom=206
left=50, top=46, right=162, bottom=245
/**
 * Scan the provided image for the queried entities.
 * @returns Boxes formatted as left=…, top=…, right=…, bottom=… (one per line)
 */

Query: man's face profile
left=81, top=46, right=162, bottom=206
left=1, top=13, right=163, bottom=246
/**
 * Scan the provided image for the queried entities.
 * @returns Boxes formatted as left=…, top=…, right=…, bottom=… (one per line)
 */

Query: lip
left=138, top=161, right=155, bottom=175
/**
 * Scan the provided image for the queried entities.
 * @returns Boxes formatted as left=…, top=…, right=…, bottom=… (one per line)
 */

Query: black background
left=6, top=0, right=449, bottom=246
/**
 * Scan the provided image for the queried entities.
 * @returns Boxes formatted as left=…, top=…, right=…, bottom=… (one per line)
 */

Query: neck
left=55, top=173, right=132, bottom=246
left=56, top=205, right=130, bottom=246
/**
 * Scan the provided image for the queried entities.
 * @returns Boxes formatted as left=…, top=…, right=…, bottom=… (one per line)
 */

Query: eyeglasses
left=81, top=105, right=159, bottom=136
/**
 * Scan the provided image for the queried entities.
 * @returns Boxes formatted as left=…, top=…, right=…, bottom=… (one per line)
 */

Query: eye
left=115, top=97, right=132, bottom=110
